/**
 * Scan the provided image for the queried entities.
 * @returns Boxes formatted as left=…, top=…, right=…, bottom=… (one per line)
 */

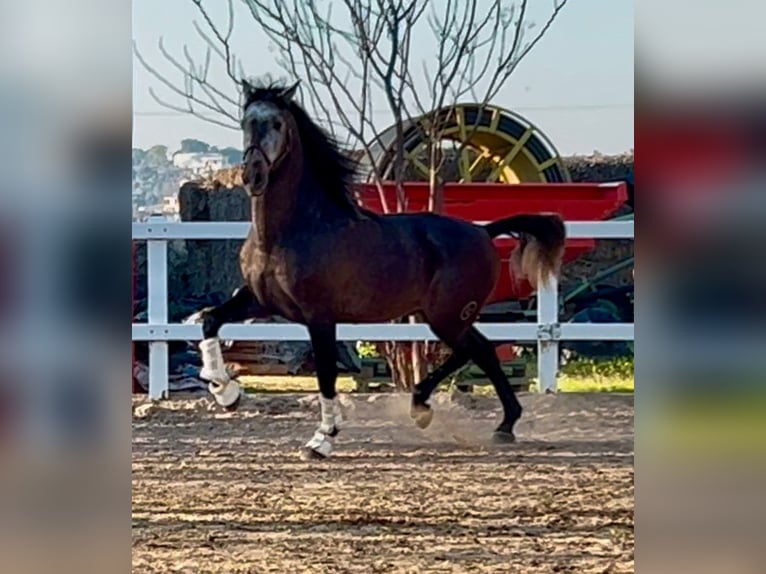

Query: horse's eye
left=274, top=120, right=282, bottom=131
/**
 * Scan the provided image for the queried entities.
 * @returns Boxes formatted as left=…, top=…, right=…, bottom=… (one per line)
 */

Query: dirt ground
left=132, top=391, right=634, bottom=573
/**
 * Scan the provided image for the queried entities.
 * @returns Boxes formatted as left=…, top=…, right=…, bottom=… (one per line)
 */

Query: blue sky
left=132, top=0, right=633, bottom=155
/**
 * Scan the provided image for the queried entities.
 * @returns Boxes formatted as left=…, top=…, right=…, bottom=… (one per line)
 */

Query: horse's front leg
left=303, top=323, right=343, bottom=459
left=187, top=286, right=270, bottom=410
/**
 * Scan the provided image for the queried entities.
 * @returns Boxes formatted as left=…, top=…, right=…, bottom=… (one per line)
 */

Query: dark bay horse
left=193, top=80, right=566, bottom=459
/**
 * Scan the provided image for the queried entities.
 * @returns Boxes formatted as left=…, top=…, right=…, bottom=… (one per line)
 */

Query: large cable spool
left=361, top=103, right=570, bottom=184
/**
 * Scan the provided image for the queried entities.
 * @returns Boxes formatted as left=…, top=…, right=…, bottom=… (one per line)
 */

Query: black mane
left=242, top=82, right=360, bottom=212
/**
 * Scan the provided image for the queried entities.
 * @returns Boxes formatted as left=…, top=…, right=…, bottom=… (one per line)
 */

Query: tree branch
left=134, top=39, right=239, bottom=128
left=190, top=0, right=238, bottom=84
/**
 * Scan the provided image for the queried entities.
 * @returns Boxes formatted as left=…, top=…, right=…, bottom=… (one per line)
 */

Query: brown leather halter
left=242, top=119, right=291, bottom=197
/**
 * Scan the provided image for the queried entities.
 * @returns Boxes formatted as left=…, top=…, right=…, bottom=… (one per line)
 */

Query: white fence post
left=146, top=216, right=170, bottom=399
left=537, top=273, right=560, bottom=393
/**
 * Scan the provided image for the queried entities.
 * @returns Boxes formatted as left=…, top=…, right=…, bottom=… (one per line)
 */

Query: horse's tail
left=483, top=213, right=566, bottom=289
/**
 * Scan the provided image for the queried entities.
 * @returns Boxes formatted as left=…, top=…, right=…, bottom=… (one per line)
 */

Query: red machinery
left=356, top=181, right=629, bottom=303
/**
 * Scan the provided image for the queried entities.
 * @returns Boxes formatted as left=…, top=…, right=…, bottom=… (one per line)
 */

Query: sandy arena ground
left=132, top=391, right=634, bottom=573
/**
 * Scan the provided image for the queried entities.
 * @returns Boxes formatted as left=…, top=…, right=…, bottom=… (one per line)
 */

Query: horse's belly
left=333, top=299, right=420, bottom=323
left=326, top=271, right=426, bottom=323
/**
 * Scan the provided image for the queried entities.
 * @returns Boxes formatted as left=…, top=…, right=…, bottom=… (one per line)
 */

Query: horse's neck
left=251, top=195, right=292, bottom=249
left=250, top=172, right=334, bottom=249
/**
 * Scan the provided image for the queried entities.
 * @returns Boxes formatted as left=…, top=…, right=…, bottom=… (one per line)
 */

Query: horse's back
left=382, top=211, right=495, bottom=258
left=381, top=211, right=501, bottom=291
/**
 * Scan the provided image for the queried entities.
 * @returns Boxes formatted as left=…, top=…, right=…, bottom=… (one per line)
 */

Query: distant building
left=172, top=152, right=229, bottom=176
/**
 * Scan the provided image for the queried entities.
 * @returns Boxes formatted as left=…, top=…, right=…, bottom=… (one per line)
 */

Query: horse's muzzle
left=242, top=151, right=269, bottom=197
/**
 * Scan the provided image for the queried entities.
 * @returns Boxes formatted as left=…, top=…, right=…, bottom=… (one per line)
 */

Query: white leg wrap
left=208, top=379, right=242, bottom=408
left=305, top=431, right=333, bottom=457
left=199, top=337, right=241, bottom=407
left=305, top=395, right=342, bottom=457
left=199, top=337, right=229, bottom=384
left=318, top=395, right=338, bottom=433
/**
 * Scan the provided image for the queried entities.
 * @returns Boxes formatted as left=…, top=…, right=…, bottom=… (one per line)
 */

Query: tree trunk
left=383, top=340, right=415, bottom=391
left=409, top=315, right=428, bottom=387
left=426, top=138, right=444, bottom=214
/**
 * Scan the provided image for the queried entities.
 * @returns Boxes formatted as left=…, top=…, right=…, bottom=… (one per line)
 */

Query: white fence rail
left=132, top=218, right=634, bottom=399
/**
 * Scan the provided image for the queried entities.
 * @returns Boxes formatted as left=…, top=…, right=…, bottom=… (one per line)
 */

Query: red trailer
left=355, top=181, right=628, bottom=303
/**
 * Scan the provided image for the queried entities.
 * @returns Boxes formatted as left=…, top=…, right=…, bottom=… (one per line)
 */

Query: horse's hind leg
left=463, top=327, right=522, bottom=443
left=187, top=286, right=270, bottom=409
left=410, top=349, right=470, bottom=428
left=416, top=321, right=522, bottom=442
left=302, top=322, right=343, bottom=460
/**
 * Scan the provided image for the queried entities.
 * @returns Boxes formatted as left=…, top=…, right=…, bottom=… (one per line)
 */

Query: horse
left=192, top=79, right=566, bottom=459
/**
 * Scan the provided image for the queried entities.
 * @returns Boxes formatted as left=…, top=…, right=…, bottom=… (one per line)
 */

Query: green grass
left=239, top=375, right=360, bottom=394
left=529, top=355, right=634, bottom=393
left=455, top=374, right=633, bottom=395
left=530, top=375, right=633, bottom=393
left=239, top=356, right=634, bottom=395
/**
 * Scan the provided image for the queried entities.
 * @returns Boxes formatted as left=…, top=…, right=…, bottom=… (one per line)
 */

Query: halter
left=242, top=122, right=291, bottom=197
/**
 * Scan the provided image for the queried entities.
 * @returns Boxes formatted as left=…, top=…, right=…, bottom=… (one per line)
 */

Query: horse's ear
left=281, top=81, right=300, bottom=102
left=241, top=78, right=255, bottom=99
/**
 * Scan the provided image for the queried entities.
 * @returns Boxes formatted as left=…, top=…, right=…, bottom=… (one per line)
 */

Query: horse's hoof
left=208, top=379, right=242, bottom=412
left=300, top=447, right=328, bottom=461
left=222, top=392, right=242, bottom=412
left=492, top=430, right=517, bottom=444
left=410, top=404, right=434, bottom=429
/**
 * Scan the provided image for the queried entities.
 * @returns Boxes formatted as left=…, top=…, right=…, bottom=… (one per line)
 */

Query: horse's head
left=240, top=80, right=300, bottom=196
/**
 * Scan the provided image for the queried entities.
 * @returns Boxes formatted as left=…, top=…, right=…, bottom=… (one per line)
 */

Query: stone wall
left=132, top=181, right=251, bottom=320
left=177, top=182, right=251, bottom=301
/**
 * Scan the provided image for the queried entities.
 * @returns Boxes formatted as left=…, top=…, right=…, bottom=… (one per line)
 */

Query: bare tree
left=134, top=0, right=569, bottom=389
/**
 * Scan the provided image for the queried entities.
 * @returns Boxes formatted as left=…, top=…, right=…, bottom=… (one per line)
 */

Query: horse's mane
left=242, top=81, right=360, bottom=212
